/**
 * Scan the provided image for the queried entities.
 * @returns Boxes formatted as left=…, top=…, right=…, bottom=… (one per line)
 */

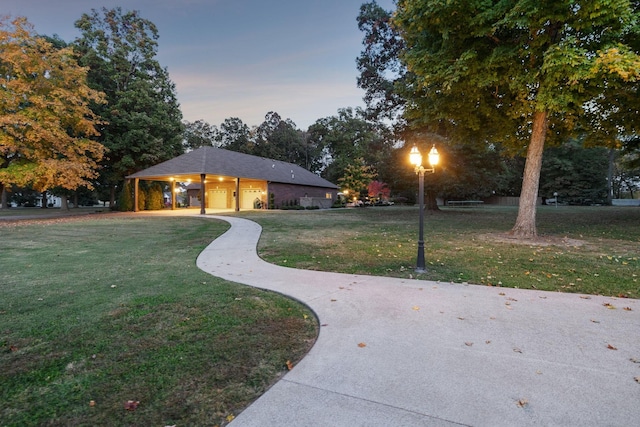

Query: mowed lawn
left=0, top=214, right=317, bottom=427
left=242, top=205, right=640, bottom=299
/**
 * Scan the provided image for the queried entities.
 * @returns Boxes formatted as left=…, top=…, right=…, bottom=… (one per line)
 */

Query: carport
left=126, top=146, right=338, bottom=213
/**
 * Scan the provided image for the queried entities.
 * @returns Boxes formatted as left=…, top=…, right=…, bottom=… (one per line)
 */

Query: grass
left=0, top=215, right=317, bottom=426
left=2, top=205, right=638, bottom=425
left=240, top=205, right=640, bottom=299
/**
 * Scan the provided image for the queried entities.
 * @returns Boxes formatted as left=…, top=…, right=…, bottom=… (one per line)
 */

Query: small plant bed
left=0, top=216, right=317, bottom=426
left=242, top=206, right=640, bottom=299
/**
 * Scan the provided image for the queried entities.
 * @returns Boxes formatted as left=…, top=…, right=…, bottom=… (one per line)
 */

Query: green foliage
left=539, top=140, right=609, bottom=204
left=183, top=119, right=219, bottom=151
left=145, top=182, right=165, bottom=210
left=73, top=8, right=184, bottom=200
left=357, top=2, right=406, bottom=123
left=137, top=187, right=147, bottom=211
left=392, top=0, right=640, bottom=236
left=338, top=158, right=377, bottom=199
left=118, top=181, right=134, bottom=211
left=308, top=108, right=391, bottom=184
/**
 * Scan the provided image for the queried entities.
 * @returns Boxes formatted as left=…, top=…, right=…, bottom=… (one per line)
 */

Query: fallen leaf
left=321, top=323, right=328, bottom=327
left=330, top=299, right=337, bottom=302
left=623, top=307, right=633, bottom=311
left=412, top=306, right=420, bottom=311
left=635, top=377, right=640, bottom=383
left=89, top=400, right=96, bottom=407
left=516, top=398, right=528, bottom=408
left=590, top=319, right=601, bottom=323
left=607, top=344, right=618, bottom=350
left=457, top=317, right=465, bottom=320
left=507, top=297, right=518, bottom=302
left=580, top=296, right=591, bottom=299
left=226, top=414, right=235, bottom=422
left=499, top=292, right=506, bottom=296
left=630, top=358, right=640, bottom=364
left=124, top=400, right=140, bottom=411
left=485, top=340, right=492, bottom=344
left=286, top=360, right=294, bottom=370
left=9, top=345, right=18, bottom=352
left=358, top=342, right=367, bottom=348
left=465, top=342, right=473, bottom=346
left=513, top=348, right=523, bottom=353
left=603, top=303, right=616, bottom=309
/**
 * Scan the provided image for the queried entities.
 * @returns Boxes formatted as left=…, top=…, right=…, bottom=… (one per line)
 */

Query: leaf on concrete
left=607, top=344, right=618, bottom=350
left=286, top=360, right=294, bottom=370
left=516, top=399, right=529, bottom=408
left=358, top=342, right=367, bottom=348
left=412, top=306, right=420, bottom=311
left=603, top=303, right=616, bottom=309
left=465, top=342, right=473, bottom=346
left=623, top=307, right=633, bottom=311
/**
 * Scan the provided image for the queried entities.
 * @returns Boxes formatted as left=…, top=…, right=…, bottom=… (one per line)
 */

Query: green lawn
left=2, top=205, right=638, bottom=426
left=0, top=216, right=317, bottom=426
left=241, top=205, right=640, bottom=299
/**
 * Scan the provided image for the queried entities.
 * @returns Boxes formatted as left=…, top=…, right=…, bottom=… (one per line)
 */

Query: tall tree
left=0, top=17, right=105, bottom=208
left=218, top=117, right=252, bottom=153
left=307, top=108, right=390, bottom=185
left=356, top=1, right=406, bottom=123
left=253, top=112, right=310, bottom=166
left=394, top=0, right=640, bottom=237
left=183, top=119, right=219, bottom=151
left=73, top=7, right=184, bottom=206
left=539, top=140, right=609, bottom=204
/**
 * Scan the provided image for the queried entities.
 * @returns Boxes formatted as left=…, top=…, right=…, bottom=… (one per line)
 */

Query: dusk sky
left=4, top=0, right=396, bottom=130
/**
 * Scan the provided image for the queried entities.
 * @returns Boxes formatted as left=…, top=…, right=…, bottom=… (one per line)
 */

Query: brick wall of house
left=268, top=183, right=336, bottom=208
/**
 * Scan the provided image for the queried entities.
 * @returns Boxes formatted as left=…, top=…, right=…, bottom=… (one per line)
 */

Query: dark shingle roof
left=127, top=146, right=337, bottom=189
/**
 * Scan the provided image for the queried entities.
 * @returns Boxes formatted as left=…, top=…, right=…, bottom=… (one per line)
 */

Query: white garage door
left=208, top=189, right=227, bottom=209
left=241, top=189, right=262, bottom=209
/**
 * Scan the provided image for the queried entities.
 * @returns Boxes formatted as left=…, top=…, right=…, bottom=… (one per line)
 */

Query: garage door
left=208, top=189, right=227, bottom=209
left=241, top=189, right=262, bottom=209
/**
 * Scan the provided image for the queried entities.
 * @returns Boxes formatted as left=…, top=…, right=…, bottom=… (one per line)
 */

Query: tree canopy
left=393, top=0, right=640, bottom=237
left=0, top=17, right=105, bottom=206
left=73, top=7, right=184, bottom=204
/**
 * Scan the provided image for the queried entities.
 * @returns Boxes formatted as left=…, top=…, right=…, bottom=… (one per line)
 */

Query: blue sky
left=5, top=0, right=396, bottom=130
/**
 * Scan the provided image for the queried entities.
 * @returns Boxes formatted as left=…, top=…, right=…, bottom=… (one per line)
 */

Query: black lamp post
left=409, top=144, right=440, bottom=273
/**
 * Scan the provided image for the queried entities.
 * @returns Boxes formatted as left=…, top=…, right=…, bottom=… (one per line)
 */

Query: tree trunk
left=510, top=111, right=548, bottom=238
left=607, top=148, right=615, bottom=205
left=41, top=191, right=48, bottom=209
left=61, top=196, right=69, bottom=211
left=426, top=189, right=440, bottom=211
left=0, top=184, right=8, bottom=209
left=110, top=186, right=116, bottom=208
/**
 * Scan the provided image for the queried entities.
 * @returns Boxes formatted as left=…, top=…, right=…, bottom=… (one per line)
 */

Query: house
left=126, top=146, right=338, bottom=213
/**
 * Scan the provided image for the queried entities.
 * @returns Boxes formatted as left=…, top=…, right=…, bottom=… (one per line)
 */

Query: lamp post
left=409, top=144, right=440, bottom=273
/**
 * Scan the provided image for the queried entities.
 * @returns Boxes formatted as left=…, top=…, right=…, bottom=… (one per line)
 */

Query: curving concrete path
left=196, top=215, right=640, bottom=427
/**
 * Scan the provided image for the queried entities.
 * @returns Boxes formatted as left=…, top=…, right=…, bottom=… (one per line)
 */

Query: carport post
left=133, top=178, right=139, bottom=212
left=200, top=174, right=206, bottom=215
left=235, top=178, right=240, bottom=212
left=170, top=180, right=176, bottom=210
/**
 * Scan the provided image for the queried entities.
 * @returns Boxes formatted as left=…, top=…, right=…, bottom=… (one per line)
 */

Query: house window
left=326, top=193, right=332, bottom=199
